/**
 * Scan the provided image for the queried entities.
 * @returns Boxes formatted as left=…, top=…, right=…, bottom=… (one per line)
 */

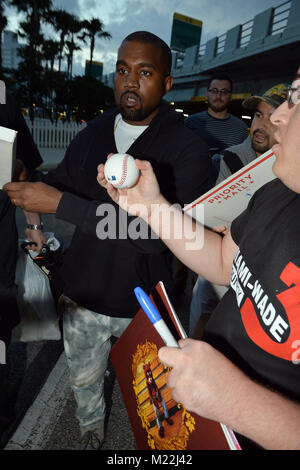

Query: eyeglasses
left=208, top=88, right=231, bottom=96
left=287, top=84, right=300, bottom=108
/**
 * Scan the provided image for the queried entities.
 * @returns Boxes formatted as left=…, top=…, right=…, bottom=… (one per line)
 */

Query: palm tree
left=51, top=9, right=76, bottom=73
left=41, top=39, right=60, bottom=73
left=65, top=40, right=81, bottom=79
left=10, top=0, right=53, bottom=56
left=0, top=0, right=8, bottom=77
left=9, top=0, right=53, bottom=119
left=81, top=18, right=111, bottom=76
left=64, top=15, right=85, bottom=79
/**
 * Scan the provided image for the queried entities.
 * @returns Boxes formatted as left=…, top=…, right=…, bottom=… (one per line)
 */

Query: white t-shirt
left=114, top=113, right=148, bottom=153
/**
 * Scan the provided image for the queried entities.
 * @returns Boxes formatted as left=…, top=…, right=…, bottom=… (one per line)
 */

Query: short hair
left=122, top=31, right=172, bottom=76
left=207, top=74, right=233, bottom=91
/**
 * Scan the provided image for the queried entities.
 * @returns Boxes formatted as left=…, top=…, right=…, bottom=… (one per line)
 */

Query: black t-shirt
left=204, top=178, right=300, bottom=403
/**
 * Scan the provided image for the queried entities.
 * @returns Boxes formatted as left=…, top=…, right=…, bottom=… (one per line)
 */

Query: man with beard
left=214, top=84, right=288, bottom=183
left=3, top=31, right=210, bottom=449
left=189, top=84, right=288, bottom=338
left=185, top=74, right=248, bottom=156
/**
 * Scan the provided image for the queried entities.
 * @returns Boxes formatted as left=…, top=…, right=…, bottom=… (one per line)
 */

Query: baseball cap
left=242, top=83, right=288, bottom=110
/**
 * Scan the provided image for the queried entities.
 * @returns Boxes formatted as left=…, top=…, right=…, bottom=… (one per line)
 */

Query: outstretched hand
left=97, top=157, right=162, bottom=220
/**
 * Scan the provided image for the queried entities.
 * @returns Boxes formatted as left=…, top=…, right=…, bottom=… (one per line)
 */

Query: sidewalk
left=5, top=352, right=136, bottom=450
left=38, top=147, right=66, bottom=170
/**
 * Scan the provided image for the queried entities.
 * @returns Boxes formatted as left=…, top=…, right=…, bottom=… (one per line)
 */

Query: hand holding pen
left=134, top=286, right=179, bottom=347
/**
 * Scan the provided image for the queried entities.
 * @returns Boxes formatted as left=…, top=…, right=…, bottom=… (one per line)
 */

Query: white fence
left=24, top=117, right=87, bottom=149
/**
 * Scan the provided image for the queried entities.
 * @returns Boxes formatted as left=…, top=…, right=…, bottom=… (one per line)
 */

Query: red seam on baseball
left=115, top=154, right=129, bottom=188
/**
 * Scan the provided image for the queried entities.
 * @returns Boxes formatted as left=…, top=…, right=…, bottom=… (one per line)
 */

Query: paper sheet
left=0, top=125, right=17, bottom=188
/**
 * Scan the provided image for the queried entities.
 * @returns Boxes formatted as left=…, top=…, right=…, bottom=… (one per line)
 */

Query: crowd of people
left=189, top=82, right=288, bottom=338
left=1, top=30, right=300, bottom=451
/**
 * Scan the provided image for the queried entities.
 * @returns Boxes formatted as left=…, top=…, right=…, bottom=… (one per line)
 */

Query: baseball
left=104, top=153, right=140, bottom=189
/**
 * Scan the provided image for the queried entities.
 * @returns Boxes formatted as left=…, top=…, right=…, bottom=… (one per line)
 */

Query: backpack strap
left=221, top=150, right=244, bottom=174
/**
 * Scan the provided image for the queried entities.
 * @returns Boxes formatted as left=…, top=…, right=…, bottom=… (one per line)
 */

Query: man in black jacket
left=3, top=31, right=211, bottom=449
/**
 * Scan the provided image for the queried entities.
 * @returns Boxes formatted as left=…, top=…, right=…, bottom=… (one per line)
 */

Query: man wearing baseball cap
left=189, top=83, right=288, bottom=339
left=214, top=83, right=288, bottom=184
left=243, top=82, right=289, bottom=108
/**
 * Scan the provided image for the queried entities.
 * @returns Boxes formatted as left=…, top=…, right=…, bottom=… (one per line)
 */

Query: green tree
left=41, top=38, right=60, bottom=73
left=65, top=40, right=81, bottom=79
left=0, top=0, right=8, bottom=77
left=10, top=0, right=53, bottom=61
left=64, top=15, right=85, bottom=79
left=68, top=75, right=114, bottom=122
left=42, top=69, right=68, bottom=117
left=81, top=18, right=111, bottom=76
left=9, top=0, right=53, bottom=119
left=51, top=9, right=76, bottom=73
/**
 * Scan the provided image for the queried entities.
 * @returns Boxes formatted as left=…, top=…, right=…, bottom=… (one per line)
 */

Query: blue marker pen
left=134, top=287, right=178, bottom=348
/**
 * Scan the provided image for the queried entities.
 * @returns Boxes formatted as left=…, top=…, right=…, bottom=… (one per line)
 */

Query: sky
left=4, top=0, right=286, bottom=76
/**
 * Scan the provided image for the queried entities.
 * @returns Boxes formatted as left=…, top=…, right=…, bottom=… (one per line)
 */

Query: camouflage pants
left=63, top=297, right=132, bottom=432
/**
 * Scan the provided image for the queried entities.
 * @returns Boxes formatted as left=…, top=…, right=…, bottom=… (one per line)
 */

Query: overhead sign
left=190, top=93, right=252, bottom=102
left=170, top=12, right=203, bottom=50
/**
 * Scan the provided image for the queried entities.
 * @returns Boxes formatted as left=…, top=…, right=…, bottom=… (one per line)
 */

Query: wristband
left=26, top=223, right=43, bottom=231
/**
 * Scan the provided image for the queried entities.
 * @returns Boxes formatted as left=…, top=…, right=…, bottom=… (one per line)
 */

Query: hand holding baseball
left=97, top=155, right=162, bottom=220
left=103, top=153, right=139, bottom=189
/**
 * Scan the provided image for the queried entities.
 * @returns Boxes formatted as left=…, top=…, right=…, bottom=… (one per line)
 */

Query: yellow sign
left=171, top=12, right=203, bottom=50
left=173, top=12, right=203, bottom=28
left=85, top=60, right=103, bottom=66
left=191, top=93, right=252, bottom=102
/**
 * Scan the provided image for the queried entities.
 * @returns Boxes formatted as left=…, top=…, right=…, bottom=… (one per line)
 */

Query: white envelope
left=184, top=149, right=276, bottom=228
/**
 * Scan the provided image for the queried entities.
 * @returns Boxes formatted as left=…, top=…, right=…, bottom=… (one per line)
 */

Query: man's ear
left=164, top=75, right=174, bottom=95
